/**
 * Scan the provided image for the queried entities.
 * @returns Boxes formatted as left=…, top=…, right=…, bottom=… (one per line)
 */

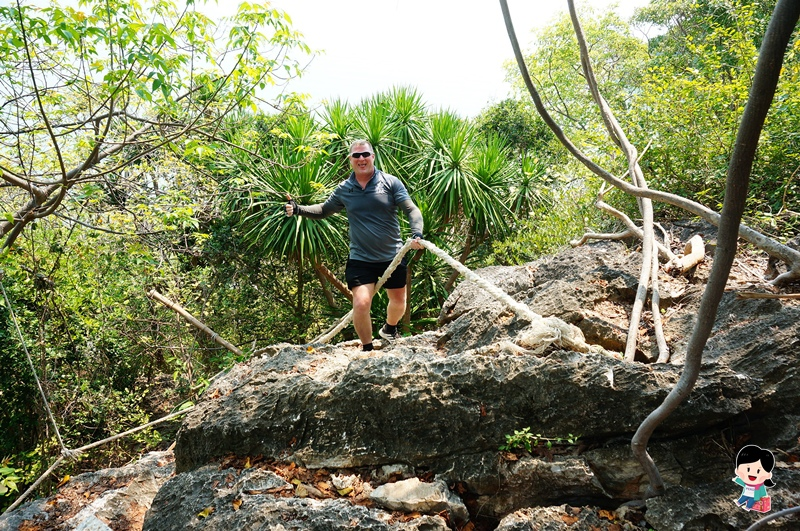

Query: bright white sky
left=262, top=0, right=651, bottom=117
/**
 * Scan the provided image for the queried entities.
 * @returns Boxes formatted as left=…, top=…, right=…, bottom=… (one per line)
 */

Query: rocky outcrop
left=0, top=451, right=174, bottom=531
left=5, top=237, right=800, bottom=530
left=142, top=465, right=449, bottom=531
left=172, top=342, right=760, bottom=477
left=645, top=471, right=800, bottom=531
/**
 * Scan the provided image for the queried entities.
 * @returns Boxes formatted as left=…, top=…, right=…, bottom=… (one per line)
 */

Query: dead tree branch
left=498, top=0, right=800, bottom=287
left=571, top=185, right=677, bottom=262
left=736, top=291, right=800, bottom=300
left=565, top=0, right=659, bottom=362
left=631, top=0, right=800, bottom=497
left=500, top=0, right=800, bottom=497
left=147, top=290, right=243, bottom=358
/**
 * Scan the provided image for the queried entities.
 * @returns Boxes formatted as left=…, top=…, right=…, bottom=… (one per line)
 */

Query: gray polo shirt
left=299, top=170, right=420, bottom=262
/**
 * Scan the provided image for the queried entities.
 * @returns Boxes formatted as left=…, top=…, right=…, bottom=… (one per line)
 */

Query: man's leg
left=386, top=287, right=407, bottom=326
left=351, top=283, right=376, bottom=346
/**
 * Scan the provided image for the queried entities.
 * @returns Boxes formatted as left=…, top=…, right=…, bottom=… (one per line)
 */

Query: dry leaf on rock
left=560, top=514, right=578, bottom=525
left=197, top=506, right=215, bottom=518
left=399, top=511, right=423, bottom=522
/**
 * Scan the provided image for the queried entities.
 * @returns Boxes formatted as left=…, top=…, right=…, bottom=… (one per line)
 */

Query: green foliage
left=502, top=0, right=798, bottom=239
left=507, top=6, right=649, bottom=148
left=631, top=0, right=799, bottom=226
left=474, top=98, right=556, bottom=158
left=499, top=427, right=580, bottom=452
left=490, top=178, right=614, bottom=265
left=224, top=116, right=347, bottom=265
left=0, top=0, right=311, bottom=253
left=0, top=303, right=39, bottom=457
left=0, top=459, right=21, bottom=497
left=423, top=111, right=513, bottom=238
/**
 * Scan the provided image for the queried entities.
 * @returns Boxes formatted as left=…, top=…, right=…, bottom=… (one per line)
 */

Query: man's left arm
left=398, top=199, right=424, bottom=249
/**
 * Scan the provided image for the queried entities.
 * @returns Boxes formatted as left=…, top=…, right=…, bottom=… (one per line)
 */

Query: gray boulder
left=369, top=478, right=469, bottom=524
left=173, top=342, right=758, bottom=480
left=0, top=451, right=174, bottom=531
left=142, top=464, right=448, bottom=531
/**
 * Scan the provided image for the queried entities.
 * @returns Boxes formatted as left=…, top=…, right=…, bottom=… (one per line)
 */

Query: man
left=285, top=140, right=424, bottom=351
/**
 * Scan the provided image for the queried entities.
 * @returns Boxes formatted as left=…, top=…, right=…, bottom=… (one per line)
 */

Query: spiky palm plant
left=219, top=113, right=348, bottom=320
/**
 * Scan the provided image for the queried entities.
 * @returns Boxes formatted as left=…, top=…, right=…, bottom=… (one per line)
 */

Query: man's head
left=349, top=140, right=375, bottom=178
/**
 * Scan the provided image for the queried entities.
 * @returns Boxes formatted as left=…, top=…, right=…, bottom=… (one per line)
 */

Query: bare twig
left=147, top=290, right=243, bottom=357
left=736, top=291, right=800, bottom=300
left=497, top=0, right=800, bottom=286
left=597, top=198, right=676, bottom=261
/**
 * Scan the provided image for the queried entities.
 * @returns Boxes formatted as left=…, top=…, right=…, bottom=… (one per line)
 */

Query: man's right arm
left=285, top=193, right=344, bottom=219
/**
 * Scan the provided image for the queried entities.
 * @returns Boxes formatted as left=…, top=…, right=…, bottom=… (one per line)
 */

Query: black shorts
left=346, top=258, right=408, bottom=290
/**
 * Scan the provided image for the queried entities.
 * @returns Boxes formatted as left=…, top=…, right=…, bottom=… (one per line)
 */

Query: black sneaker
left=379, top=324, right=400, bottom=342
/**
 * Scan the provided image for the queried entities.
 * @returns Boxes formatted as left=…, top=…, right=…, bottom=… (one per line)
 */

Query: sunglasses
left=350, top=151, right=373, bottom=159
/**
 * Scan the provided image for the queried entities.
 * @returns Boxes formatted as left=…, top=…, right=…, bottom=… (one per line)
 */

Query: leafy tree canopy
left=0, top=0, right=309, bottom=250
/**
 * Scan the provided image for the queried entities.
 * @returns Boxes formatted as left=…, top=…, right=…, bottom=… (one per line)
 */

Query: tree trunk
left=313, top=261, right=352, bottom=302
left=296, top=259, right=304, bottom=323
left=312, top=264, right=338, bottom=308
left=444, top=232, right=473, bottom=292
left=630, top=0, right=800, bottom=496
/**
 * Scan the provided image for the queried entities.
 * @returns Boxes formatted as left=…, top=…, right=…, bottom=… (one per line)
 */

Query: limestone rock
left=369, top=477, right=469, bottom=524
left=496, top=504, right=646, bottom=530
left=173, top=345, right=758, bottom=476
left=0, top=450, right=174, bottom=531
left=472, top=455, right=611, bottom=517
left=143, top=464, right=448, bottom=531
left=645, top=470, right=800, bottom=530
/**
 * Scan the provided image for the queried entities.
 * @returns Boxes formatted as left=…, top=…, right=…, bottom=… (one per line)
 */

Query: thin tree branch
left=564, top=0, right=656, bottom=362
left=631, top=0, right=800, bottom=497
left=16, top=0, right=69, bottom=182
left=498, top=0, right=800, bottom=285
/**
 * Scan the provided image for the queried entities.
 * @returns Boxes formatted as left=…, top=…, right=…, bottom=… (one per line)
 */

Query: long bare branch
left=631, top=0, right=800, bottom=497
left=651, top=246, right=669, bottom=363
left=498, top=0, right=800, bottom=283
left=564, top=0, right=657, bottom=362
